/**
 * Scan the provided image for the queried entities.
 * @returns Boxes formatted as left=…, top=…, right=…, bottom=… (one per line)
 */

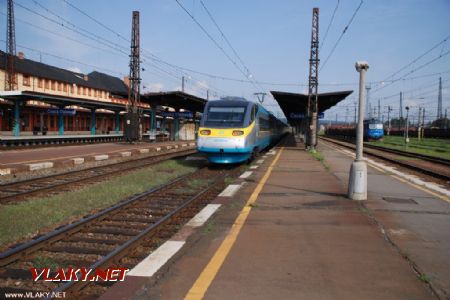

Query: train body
left=197, top=98, right=287, bottom=164
left=364, top=119, right=384, bottom=140
left=325, top=119, right=384, bottom=141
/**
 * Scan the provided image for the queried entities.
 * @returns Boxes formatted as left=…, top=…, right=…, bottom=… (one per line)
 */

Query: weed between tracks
left=0, top=159, right=201, bottom=248
left=308, top=149, right=331, bottom=171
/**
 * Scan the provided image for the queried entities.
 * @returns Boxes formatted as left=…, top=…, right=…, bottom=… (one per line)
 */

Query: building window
left=94, top=90, right=98, bottom=97
left=38, top=78, right=43, bottom=88
left=63, top=84, right=68, bottom=92
left=51, top=81, right=56, bottom=90
left=23, top=75, right=31, bottom=86
left=58, top=82, right=63, bottom=91
left=101, top=91, right=104, bottom=98
left=83, top=87, right=86, bottom=95
left=71, top=85, right=74, bottom=94
left=88, top=88, right=91, bottom=96
left=45, top=80, right=50, bottom=89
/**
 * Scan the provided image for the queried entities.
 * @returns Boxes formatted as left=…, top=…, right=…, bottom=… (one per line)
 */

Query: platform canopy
left=270, top=90, right=353, bottom=126
left=141, top=91, right=207, bottom=113
left=0, top=90, right=127, bottom=111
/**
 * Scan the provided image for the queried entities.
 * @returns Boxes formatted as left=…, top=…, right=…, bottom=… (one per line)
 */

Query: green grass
left=418, top=273, right=431, bottom=284
left=33, top=256, right=59, bottom=269
left=308, top=149, right=325, bottom=161
left=0, top=160, right=200, bottom=247
left=308, top=149, right=330, bottom=171
left=367, top=136, right=450, bottom=160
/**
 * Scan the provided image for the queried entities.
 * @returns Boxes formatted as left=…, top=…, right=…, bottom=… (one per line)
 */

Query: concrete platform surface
left=0, top=140, right=196, bottom=175
left=102, top=135, right=448, bottom=300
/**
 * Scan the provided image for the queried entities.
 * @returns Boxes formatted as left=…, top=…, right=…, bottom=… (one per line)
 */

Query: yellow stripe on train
left=198, top=121, right=255, bottom=138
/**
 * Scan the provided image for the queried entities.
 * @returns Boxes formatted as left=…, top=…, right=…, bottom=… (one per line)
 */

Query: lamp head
left=355, top=61, right=369, bottom=72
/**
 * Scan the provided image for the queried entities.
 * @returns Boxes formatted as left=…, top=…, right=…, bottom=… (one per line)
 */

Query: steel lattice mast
left=5, top=0, right=16, bottom=91
left=437, top=77, right=442, bottom=119
left=307, top=7, right=319, bottom=149
left=129, top=11, right=141, bottom=108
left=124, top=11, right=142, bottom=142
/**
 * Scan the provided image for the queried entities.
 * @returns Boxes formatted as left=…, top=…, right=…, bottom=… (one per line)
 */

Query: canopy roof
left=270, top=90, right=353, bottom=125
left=141, top=91, right=207, bottom=113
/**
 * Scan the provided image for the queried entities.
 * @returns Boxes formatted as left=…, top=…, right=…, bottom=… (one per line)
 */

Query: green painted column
left=174, top=116, right=179, bottom=141
left=115, top=112, right=120, bottom=133
left=90, top=109, right=96, bottom=135
left=58, top=109, right=64, bottom=136
left=13, top=100, right=21, bottom=137
left=150, top=109, right=156, bottom=130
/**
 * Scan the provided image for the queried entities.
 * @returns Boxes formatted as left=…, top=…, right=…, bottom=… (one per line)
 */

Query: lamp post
left=348, top=61, right=369, bottom=201
left=405, top=106, right=410, bottom=144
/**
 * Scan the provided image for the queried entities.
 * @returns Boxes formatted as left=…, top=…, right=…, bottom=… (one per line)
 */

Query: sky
left=1, top=0, right=449, bottom=123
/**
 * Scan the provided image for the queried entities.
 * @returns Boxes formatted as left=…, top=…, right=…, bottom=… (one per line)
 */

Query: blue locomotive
left=197, top=98, right=287, bottom=164
left=364, top=119, right=384, bottom=141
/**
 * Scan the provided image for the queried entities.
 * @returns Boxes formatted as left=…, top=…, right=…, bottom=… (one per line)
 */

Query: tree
left=430, top=118, right=449, bottom=129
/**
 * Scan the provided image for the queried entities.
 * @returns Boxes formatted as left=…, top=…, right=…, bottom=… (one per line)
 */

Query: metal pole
left=387, top=106, right=391, bottom=135
left=348, top=61, right=369, bottom=200
left=355, top=63, right=368, bottom=161
left=405, top=106, right=410, bottom=143
left=378, top=99, right=381, bottom=121
left=182, top=76, right=185, bottom=92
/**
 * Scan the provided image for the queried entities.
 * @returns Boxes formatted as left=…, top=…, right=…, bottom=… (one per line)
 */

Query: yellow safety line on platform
left=184, top=147, right=284, bottom=300
left=321, top=140, right=450, bottom=203
left=391, top=174, right=450, bottom=203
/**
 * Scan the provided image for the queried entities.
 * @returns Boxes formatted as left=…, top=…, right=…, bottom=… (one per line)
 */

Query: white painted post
left=348, top=61, right=369, bottom=201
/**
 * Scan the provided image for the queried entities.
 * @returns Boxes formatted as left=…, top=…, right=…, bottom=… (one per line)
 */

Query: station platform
left=101, top=134, right=449, bottom=300
left=0, top=140, right=196, bottom=176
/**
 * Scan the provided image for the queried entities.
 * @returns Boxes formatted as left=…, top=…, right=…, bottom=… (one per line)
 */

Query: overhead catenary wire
left=320, top=0, right=340, bottom=51
left=14, top=0, right=226, bottom=96
left=319, top=0, right=363, bottom=73
left=173, top=0, right=265, bottom=96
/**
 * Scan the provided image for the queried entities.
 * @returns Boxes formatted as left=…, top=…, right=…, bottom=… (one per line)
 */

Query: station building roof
left=0, top=51, right=128, bottom=97
left=141, top=91, right=207, bottom=113
left=270, top=90, right=353, bottom=125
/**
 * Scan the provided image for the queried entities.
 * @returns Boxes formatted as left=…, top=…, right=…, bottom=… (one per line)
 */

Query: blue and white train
left=197, top=98, right=287, bottom=164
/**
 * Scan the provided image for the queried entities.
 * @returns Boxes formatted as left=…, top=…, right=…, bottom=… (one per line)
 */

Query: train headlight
left=200, top=129, right=211, bottom=135
left=232, top=130, right=244, bottom=136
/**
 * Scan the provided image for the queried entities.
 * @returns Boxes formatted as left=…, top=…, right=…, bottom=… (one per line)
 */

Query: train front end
left=197, top=100, right=255, bottom=164
left=364, top=120, right=384, bottom=141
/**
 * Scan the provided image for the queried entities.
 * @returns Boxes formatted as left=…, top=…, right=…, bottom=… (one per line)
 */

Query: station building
left=0, top=50, right=205, bottom=141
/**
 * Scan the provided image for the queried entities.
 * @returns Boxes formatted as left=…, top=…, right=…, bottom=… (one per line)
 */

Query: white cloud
left=145, top=83, right=164, bottom=92
left=68, top=67, right=82, bottom=74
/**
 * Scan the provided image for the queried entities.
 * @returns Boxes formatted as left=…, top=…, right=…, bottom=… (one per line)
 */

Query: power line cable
left=320, top=0, right=339, bottom=50
left=173, top=0, right=261, bottom=93
left=319, top=0, right=363, bottom=73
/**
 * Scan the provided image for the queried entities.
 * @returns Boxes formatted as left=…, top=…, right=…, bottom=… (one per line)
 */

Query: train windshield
left=204, top=106, right=246, bottom=127
left=369, top=123, right=383, bottom=130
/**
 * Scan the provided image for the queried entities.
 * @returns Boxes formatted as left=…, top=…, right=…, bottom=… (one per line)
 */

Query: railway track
left=0, top=148, right=196, bottom=204
left=0, top=164, right=242, bottom=298
left=320, top=136, right=450, bottom=182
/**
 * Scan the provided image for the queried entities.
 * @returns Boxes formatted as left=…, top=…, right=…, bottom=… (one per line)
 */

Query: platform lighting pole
left=405, top=106, right=410, bottom=144
left=348, top=61, right=369, bottom=201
